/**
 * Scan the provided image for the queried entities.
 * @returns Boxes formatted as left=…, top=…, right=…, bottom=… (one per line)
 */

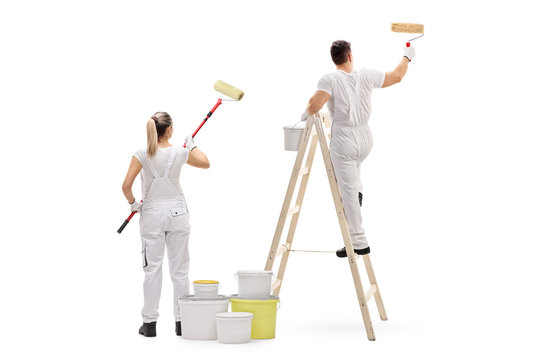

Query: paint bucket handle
left=291, top=119, right=303, bottom=129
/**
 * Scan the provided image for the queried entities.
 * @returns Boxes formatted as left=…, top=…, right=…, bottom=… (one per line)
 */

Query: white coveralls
left=317, top=69, right=385, bottom=249
left=136, top=147, right=190, bottom=323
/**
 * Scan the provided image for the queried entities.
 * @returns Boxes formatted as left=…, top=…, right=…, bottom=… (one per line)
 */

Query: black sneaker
left=138, top=321, right=157, bottom=337
left=175, top=321, right=182, bottom=336
left=336, top=246, right=370, bottom=258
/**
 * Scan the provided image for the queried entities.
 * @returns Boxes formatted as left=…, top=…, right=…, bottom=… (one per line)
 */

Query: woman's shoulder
left=133, top=147, right=145, bottom=158
left=174, top=145, right=189, bottom=164
left=171, top=145, right=187, bottom=154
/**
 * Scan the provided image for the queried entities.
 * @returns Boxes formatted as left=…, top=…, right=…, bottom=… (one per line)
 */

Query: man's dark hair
left=330, top=40, right=351, bottom=65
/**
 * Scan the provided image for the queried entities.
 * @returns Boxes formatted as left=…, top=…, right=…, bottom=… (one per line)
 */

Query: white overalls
left=139, top=149, right=190, bottom=323
left=318, top=69, right=384, bottom=249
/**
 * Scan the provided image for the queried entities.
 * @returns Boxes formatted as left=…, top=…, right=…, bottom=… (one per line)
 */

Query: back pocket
left=170, top=208, right=187, bottom=217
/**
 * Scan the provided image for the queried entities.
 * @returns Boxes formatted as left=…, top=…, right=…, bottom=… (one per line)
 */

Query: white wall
left=1, top=0, right=539, bottom=358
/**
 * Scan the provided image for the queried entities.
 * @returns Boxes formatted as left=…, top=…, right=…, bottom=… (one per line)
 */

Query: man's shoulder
left=321, top=71, right=340, bottom=78
left=319, top=71, right=341, bottom=85
left=356, top=68, right=383, bottom=76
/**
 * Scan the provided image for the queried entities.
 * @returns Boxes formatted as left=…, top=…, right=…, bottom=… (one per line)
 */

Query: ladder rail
left=313, top=114, right=376, bottom=341
left=272, top=133, right=319, bottom=296
left=363, top=254, right=388, bottom=320
left=265, top=118, right=314, bottom=271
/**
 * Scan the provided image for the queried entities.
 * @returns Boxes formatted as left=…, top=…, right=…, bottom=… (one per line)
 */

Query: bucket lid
left=215, top=312, right=253, bottom=319
left=179, top=295, right=229, bottom=302
left=230, top=294, right=279, bottom=301
left=193, top=280, right=219, bottom=284
left=283, top=123, right=305, bottom=131
left=236, top=270, right=273, bottom=276
left=284, top=119, right=305, bottom=130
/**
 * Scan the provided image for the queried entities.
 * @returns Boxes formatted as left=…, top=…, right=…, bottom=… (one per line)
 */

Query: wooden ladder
left=264, top=113, right=387, bottom=341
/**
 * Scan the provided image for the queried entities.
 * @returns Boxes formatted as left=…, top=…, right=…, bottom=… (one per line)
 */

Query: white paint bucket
left=179, top=295, right=229, bottom=340
left=193, top=280, right=219, bottom=298
left=283, top=121, right=305, bottom=151
left=236, top=270, right=274, bottom=298
left=215, top=312, right=254, bottom=344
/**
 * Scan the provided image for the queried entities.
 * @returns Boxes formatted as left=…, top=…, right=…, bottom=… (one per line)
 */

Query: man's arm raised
left=382, top=45, right=415, bottom=88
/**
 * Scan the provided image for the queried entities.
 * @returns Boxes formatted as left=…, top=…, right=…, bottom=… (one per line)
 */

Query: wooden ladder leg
left=363, top=254, right=388, bottom=320
left=272, top=134, right=319, bottom=296
left=314, top=115, right=376, bottom=341
left=265, top=117, right=314, bottom=271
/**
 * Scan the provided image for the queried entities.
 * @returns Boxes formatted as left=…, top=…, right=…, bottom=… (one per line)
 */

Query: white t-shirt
left=317, top=69, right=385, bottom=128
left=133, top=146, right=190, bottom=199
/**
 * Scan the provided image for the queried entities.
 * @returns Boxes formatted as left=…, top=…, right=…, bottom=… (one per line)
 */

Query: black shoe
left=175, top=321, right=182, bottom=336
left=139, top=321, right=157, bottom=337
left=336, top=246, right=370, bottom=258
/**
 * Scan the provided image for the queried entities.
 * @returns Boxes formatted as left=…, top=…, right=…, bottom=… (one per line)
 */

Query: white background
left=1, top=0, right=539, bottom=358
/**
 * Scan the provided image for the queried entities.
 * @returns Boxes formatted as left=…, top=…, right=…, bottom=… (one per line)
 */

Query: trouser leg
left=141, top=231, right=166, bottom=323
left=330, top=152, right=369, bottom=249
left=165, top=214, right=191, bottom=321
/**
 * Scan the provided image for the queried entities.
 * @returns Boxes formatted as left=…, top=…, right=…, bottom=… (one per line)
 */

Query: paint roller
left=116, top=80, right=244, bottom=234
left=184, top=80, right=244, bottom=147
left=391, top=22, right=424, bottom=47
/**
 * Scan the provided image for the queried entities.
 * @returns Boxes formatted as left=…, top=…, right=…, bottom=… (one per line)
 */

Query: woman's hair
left=147, top=112, right=173, bottom=157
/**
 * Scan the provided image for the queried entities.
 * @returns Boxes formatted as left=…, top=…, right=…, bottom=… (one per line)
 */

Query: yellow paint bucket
left=193, top=280, right=219, bottom=284
left=230, top=296, right=279, bottom=339
left=193, top=280, right=220, bottom=298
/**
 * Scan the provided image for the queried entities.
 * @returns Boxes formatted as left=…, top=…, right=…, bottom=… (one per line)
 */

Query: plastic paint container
left=193, top=280, right=220, bottom=298
left=236, top=270, right=273, bottom=298
left=230, top=295, right=279, bottom=339
left=283, top=122, right=305, bottom=151
left=215, top=312, right=254, bottom=344
left=179, top=295, right=229, bottom=340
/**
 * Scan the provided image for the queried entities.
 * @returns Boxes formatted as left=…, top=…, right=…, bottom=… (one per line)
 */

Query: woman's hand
left=184, top=135, right=197, bottom=151
left=185, top=134, right=210, bottom=168
left=130, top=199, right=142, bottom=213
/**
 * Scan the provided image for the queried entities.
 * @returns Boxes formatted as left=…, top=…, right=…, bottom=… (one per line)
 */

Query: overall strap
left=163, top=148, right=178, bottom=178
left=141, top=152, right=161, bottom=179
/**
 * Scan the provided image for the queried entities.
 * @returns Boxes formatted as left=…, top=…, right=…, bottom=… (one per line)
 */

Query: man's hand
left=404, top=45, right=415, bottom=62
left=301, top=110, right=309, bottom=122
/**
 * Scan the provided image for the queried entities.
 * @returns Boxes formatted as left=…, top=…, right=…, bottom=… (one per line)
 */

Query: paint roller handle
left=117, top=201, right=141, bottom=234
left=117, top=211, right=136, bottom=234
left=183, top=98, right=223, bottom=148
left=117, top=219, right=130, bottom=234
left=406, top=42, right=410, bottom=47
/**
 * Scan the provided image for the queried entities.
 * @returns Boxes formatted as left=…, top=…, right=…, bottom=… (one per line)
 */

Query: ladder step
left=271, top=279, right=281, bottom=291
left=287, top=205, right=300, bottom=216
left=365, top=284, right=378, bottom=302
left=275, top=243, right=290, bottom=257
left=299, top=166, right=310, bottom=176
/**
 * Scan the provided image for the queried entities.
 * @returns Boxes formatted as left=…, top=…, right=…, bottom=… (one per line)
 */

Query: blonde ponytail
left=146, top=112, right=173, bottom=157
left=147, top=117, right=158, bottom=157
